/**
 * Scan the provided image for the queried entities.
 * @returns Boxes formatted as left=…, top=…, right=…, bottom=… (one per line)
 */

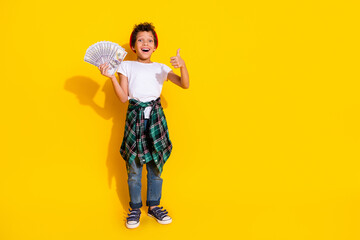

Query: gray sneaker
left=126, top=208, right=141, bottom=229
left=147, top=206, right=172, bottom=224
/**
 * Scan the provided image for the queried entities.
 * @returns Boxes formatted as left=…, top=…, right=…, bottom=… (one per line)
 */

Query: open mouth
left=141, top=48, right=150, bottom=52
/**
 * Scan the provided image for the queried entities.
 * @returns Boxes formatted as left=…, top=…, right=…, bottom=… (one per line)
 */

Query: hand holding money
left=170, top=48, right=185, bottom=68
left=98, top=63, right=115, bottom=78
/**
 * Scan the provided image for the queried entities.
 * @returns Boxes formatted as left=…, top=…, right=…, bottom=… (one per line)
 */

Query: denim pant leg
left=146, top=160, right=163, bottom=207
left=127, top=157, right=143, bottom=209
left=143, top=118, right=163, bottom=207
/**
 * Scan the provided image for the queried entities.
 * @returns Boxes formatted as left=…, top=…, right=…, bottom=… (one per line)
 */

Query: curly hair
left=130, top=22, right=158, bottom=51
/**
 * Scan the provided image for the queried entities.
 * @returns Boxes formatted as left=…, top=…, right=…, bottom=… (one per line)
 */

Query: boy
left=98, top=22, right=189, bottom=229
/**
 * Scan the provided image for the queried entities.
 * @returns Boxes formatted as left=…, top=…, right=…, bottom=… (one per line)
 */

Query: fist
left=98, top=62, right=115, bottom=78
left=170, top=48, right=185, bottom=68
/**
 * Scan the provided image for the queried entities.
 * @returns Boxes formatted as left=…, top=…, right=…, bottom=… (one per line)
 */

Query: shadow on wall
left=64, top=43, right=168, bottom=211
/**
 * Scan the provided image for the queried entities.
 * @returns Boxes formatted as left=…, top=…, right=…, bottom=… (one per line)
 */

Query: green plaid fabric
left=120, top=97, right=172, bottom=174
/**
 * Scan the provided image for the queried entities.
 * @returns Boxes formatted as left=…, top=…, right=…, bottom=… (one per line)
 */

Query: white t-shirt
left=117, top=61, right=172, bottom=118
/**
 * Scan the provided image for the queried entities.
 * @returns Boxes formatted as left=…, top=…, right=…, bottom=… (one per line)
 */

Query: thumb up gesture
left=170, top=48, right=185, bottom=68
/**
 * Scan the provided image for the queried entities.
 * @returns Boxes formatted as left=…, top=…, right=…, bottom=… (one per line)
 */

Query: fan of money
left=84, top=41, right=127, bottom=75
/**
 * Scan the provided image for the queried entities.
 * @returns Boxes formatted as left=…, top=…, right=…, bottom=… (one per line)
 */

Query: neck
left=136, top=57, right=152, bottom=63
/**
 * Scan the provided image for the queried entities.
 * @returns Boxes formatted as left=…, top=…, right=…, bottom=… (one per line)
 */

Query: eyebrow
left=137, top=36, right=154, bottom=39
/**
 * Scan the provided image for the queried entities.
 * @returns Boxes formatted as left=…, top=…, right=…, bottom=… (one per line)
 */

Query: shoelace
left=151, top=207, right=169, bottom=220
left=126, top=208, right=141, bottom=222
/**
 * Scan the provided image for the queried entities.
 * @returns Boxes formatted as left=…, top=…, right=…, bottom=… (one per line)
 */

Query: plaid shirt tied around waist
left=120, top=97, right=172, bottom=173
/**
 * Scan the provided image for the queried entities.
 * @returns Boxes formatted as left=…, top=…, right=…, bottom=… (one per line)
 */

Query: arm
left=99, top=63, right=129, bottom=103
left=111, top=73, right=128, bottom=103
left=168, top=49, right=190, bottom=89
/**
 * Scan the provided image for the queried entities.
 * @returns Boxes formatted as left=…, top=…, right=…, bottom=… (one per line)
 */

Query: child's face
left=132, top=31, right=156, bottom=61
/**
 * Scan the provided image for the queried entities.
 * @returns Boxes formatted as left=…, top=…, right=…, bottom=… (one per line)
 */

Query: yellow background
left=1, top=0, right=360, bottom=239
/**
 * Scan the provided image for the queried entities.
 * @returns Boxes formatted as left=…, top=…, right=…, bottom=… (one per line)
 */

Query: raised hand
left=98, top=62, right=115, bottom=78
left=170, top=48, right=185, bottom=68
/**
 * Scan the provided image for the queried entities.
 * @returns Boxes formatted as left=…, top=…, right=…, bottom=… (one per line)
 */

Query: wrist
left=180, top=64, right=186, bottom=69
left=180, top=62, right=186, bottom=68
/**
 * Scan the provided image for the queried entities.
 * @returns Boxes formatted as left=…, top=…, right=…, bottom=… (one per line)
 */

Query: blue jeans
left=126, top=119, right=163, bottom=209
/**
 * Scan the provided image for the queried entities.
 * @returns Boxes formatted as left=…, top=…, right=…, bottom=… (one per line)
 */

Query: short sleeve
left=162, top=64, right=172, bottom=81
left=162, top=64, right=172, bottom=74
left=117, top=61, right=128, bottom=77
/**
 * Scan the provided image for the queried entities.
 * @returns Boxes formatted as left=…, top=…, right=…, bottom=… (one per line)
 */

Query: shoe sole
left=147, top=213, right=172, bottom=224
left=126, top=222, right=140, bottom=229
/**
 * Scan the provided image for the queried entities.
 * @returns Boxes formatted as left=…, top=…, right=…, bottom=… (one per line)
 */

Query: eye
left=149, top=40, right=153, bottom=42
left=138, top=39, right=142, bottom=42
